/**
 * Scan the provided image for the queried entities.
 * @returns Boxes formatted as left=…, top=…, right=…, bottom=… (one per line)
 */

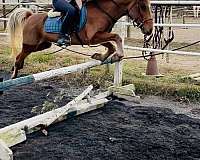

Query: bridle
left=126, top=0, right=153, bottom=29
left=93, top=0, right=153, bottom=30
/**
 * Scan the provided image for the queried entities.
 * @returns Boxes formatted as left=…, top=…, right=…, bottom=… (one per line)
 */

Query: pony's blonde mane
left=7, top=8, right=33, bottom=57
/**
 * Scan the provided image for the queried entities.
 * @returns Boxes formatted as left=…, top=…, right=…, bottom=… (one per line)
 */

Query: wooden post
left=114, top=16, right=126, bottom=86
left=2, top=0, right=6, bottom=30
left=127, top=17, right=131, bottom=38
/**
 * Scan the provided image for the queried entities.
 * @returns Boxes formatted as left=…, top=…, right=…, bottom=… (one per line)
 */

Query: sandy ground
left=0, top=77, right=199, bottom=160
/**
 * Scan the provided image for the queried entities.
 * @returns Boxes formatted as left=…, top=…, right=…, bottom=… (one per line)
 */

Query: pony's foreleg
left=90, top=32, right=123, bottom=61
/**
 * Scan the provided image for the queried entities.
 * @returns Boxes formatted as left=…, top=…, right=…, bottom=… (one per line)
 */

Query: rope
left=172, top=40, right=200, bottom=51
left=45, top=48, right=64, bottom=55
left=44, top=38, right=200, bottom=61
left=45, top=44, right=93, bottom=56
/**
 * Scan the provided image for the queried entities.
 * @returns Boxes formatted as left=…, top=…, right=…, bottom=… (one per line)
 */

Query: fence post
left=166, top=6, right=173, bottom=63
left=114, top=16, right=126, bottom=86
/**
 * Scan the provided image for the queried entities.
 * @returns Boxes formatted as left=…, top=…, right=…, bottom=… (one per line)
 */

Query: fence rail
left=122, top=22, right=200, bottom=28
left=124, top=46, right=200, bottom=57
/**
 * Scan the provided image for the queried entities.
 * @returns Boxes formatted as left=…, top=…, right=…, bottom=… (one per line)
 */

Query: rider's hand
left=75, top=0, right=82, bottom=10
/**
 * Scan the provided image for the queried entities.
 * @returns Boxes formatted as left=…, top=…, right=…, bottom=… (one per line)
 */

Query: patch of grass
left=126, top=78, right=200, bottom=102
left=0, top=47, right=11, bottom=55
left=0, top=47, right=13, bottom=70
left=29, top=53, right=55, bottom=64
left=90, top=61, right=200, bottom=102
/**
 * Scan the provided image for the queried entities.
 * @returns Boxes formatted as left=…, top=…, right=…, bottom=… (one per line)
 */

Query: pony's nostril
left=146, top=29, right=153, bottom=35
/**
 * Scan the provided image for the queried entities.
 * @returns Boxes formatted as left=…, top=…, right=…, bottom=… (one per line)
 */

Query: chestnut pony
left=8, top=0, right=153, bottom=78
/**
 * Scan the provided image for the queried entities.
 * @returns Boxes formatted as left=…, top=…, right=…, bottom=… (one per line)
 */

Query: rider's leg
left=53, top=0, right=77, bottom=46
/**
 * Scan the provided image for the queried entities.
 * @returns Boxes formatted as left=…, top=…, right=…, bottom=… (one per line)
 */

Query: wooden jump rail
left=0, top=58, right=119, bottom=93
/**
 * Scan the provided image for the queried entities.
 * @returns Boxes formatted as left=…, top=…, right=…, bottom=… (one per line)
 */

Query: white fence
left=121, top=1, right=200, bottom=58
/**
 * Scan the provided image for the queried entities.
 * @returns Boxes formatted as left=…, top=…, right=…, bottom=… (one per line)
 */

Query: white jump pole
left=0, top=58, right=118, bottom=93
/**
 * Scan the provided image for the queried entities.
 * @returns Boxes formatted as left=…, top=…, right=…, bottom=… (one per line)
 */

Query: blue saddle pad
left=44, top=17, right=62, bottom=33
left=44, top=5, right=87, bottom=34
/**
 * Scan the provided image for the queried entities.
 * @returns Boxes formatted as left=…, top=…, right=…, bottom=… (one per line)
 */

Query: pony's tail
left=7, top=8, right=33, bottom=57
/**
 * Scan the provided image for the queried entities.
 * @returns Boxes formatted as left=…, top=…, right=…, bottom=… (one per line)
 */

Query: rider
left=52, top=0, right=83, bottom=46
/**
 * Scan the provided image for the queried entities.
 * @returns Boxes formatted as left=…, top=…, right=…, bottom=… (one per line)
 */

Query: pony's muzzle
left=142, top=20, right=153, bottom=35
left=141, top=26, right=153, bottom=35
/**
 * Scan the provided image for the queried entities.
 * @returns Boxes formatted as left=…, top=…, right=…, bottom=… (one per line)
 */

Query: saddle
left=44, top=4, right=87, bottom=34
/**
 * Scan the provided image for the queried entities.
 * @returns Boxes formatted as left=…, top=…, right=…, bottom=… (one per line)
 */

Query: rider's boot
left=57, top=34, right=71, bottom=47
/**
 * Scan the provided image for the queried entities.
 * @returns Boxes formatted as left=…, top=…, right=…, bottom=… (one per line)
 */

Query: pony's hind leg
left=11, top=44, right=35, bottom=79
left=36, top=41, right=52, bottom=51
left=11, top=42, right=52, bottom=79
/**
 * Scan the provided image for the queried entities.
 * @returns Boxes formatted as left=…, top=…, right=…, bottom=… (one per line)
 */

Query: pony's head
left=126, top=0, right=153, bottom=35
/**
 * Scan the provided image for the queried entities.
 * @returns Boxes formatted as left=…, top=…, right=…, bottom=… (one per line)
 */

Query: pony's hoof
left=91, top=53, right=104, bottom=61
left=91, top=53, right=111, bottom=62
left=11, top=75, right=16, bottom=79
left=11, top=72, right=17, bottom=79
left=111, top=54, right=123, bottom=63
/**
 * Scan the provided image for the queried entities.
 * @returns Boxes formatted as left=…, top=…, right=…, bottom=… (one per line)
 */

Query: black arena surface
left=0, top=78, right=200, bottom=160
